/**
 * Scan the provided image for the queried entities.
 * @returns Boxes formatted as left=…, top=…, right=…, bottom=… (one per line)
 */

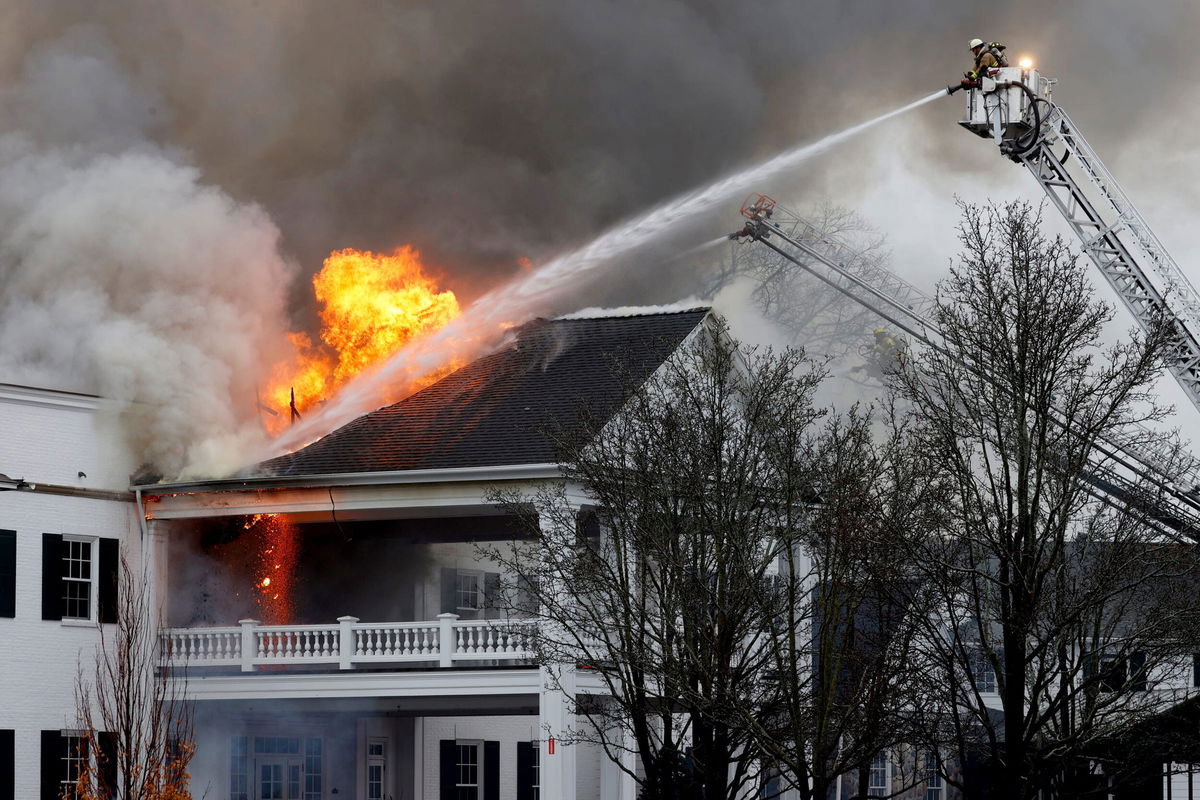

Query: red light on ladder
left=548, top=738, right=556, bottom=755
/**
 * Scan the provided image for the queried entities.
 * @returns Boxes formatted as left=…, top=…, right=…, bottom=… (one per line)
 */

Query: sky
left=2, top=0, right=1199, bottom=472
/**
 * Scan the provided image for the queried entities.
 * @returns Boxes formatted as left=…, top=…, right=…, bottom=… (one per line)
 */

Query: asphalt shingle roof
left=259, top=308, right=710, bottom=476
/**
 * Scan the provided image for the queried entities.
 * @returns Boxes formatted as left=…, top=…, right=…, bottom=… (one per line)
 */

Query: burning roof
left=256, top=308, right=710, bottom=477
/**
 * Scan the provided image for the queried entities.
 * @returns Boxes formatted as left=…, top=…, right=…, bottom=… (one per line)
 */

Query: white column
left=619, top=729, right=638, bottom=800
left=239, top=618, right=259, bottom=672
left=143, top=519, right=168, bottom=622
left=337, top=615, right=359, bottom=669
left=539, top=663, right=577, bottom=800
left=437, top=612, right=458, bottom=667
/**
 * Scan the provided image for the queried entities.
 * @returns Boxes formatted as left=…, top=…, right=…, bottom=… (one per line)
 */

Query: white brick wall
left=0, top=384, right=140, bottom=799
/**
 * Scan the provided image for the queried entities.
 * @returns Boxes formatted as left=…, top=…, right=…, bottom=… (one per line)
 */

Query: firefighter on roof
left=960, top=39, right=1008, bottom=89
left=852, top=329, right=904, bottom=377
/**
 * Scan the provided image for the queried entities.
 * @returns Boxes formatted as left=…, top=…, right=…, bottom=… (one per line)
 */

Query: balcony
left=160, top=613, right=536, bottom=673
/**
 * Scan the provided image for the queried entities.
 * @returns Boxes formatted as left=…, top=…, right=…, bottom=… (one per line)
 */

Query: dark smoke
left=2, top=1, right=1197, bottom=473
left=7, top=1, right=1193, bottom=302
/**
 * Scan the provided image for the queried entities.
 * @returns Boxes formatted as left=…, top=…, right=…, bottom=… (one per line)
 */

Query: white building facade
left=0, top=383, right=140, bottom=800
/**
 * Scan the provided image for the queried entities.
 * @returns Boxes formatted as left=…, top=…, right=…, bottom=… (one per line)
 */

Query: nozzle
left=947, top=83, right=965, bottom=96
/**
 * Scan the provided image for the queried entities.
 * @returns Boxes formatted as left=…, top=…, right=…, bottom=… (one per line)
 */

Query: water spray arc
left=268, top=91, right=946, bottom=458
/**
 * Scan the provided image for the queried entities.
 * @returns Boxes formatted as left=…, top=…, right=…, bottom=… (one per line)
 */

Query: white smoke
left=0, top=27, right=295, bottom=478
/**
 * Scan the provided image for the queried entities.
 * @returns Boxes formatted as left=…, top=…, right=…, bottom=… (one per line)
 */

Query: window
left=304, top=737, right=322, bottom=800
left=1094, top=651, right=1147, bottom=692
left=924, top=752, right=943, bottom=800
left=531, top=744, right=540, bottom=800
left=60, top=734, right=87, bottom=800
left=457, top=572, right=482, bottom=614
left=868, top=752, right=889, bottom=794
left=1193, top=653, right=1200, bottom=688
left=456, top=742, right=480, bottom=800
left=366, top=738, right=385, bottom=800
left=230, top=736, right=248, bottom=800
left=760, top=765, right=782, bottom=799
left=62, top=538, right=93, bottom=621
left=255, top=736, right=301, bottom=754
left=968, top=648, right=997, bottom=694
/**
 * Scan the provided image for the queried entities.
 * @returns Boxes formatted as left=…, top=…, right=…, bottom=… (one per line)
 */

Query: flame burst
left=245, top=514, right=299, bottom=624
left=265, top=246, right=460, bottom=431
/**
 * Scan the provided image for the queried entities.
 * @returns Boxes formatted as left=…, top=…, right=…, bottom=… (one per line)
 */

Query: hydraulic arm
left=961, top=67, right=1200, bottom=414
left=729, top=195, right=1200, bottom=539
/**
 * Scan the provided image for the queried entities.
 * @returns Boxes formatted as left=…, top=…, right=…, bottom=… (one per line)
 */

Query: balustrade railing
left=159, top=614, right=536, bottom=672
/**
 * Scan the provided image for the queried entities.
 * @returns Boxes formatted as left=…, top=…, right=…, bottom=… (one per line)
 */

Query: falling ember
left=246, top=514, right=298, bottom=624
left=264, top=246, right=460, bottom=432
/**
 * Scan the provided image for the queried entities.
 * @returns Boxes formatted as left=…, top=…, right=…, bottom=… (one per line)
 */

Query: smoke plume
left=3, top=2, right=1200, bottom=475
left=0, top=26, right=295, bottom=477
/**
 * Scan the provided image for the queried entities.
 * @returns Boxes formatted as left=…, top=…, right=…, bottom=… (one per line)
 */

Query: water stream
left=266, top=90, right=947, bottom=460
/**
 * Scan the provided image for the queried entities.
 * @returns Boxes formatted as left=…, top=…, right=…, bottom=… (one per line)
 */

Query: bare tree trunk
left=74, top=555, right=194, bottom=800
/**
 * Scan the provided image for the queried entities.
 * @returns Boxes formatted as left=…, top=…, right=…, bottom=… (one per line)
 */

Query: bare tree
left=73, top=556, right=194, bottom=800
left=741, top=405, right=948, bottom=800
left=895, top=201, right=1200, bottom=799
left=488, top=324, right=828, bottom=799
left=488, top=321, right=940, bottom=800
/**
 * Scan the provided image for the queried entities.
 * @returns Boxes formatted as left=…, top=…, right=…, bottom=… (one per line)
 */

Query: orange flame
left=264, top=246, right=460, bottom=431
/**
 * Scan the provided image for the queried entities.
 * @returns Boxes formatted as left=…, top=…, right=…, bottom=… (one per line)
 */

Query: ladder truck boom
left=960, top=67, right=1200, bottom=414
left=730, top=195, right=1200, bottom=539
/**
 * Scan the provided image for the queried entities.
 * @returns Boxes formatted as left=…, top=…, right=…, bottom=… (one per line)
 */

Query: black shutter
left=1193, top=653, right=1200, bottom=688
left=98, top=731, right=118, bottom=798
left=484, top=741, right=500, bottom=800
left=440, top=568, right=457, bottom=614
left=41, top=535, right=63, bottom=621
left=0, top=530, right=14, bottom=618
left=484, top=572, right=501, bottom=619
left=516, top=575, right=537, bottom=617
left=0, top=729, right=13, bottom=800
left=439, top=740, right=457, bottom=800
left=517, top=741, right=534, bottom=800
left=40, top=730, right=62, bottom=800
left=1130, top=651, right=1147, bottom=691
left=98, top=539, right=119, bottom=625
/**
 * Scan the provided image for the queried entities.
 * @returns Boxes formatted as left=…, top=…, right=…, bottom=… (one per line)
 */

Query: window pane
left=457, top=574, right=480, bottom=609
left=869, top=752, right=888, bottom=790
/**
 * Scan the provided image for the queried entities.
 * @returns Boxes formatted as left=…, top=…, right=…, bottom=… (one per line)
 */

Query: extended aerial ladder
left=960, top=66, right=1200, bottom=413
left=728, top=67, right=1200, bottom=538
left=729, top=194, right=1200, bottom=538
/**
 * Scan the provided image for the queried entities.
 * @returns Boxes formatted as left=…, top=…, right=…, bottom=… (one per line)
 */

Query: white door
left=257, top=756, right=304, bottom=800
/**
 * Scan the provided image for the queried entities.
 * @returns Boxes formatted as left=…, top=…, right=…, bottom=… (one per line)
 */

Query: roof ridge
left=551, top=306, right=711, bottom=323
